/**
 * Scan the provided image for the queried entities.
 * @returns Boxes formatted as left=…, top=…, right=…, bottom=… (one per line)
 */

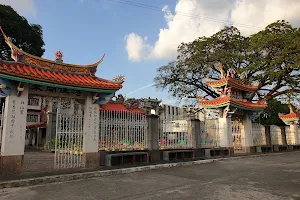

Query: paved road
left=1, top=153, right=300, bottom=200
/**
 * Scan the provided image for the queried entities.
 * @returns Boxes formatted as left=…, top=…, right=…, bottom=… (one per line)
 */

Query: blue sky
left=18, top=0, right=179, bottom=105
left=2, top=0, right=300, bottom=106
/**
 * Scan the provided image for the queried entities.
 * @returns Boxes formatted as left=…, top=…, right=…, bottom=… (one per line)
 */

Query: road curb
left=0, top=151, right=298, bottom=189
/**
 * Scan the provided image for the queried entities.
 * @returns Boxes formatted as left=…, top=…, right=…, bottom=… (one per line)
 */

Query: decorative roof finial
left=55, top=50, right=63, bottom=63
left=112, top=74, right=125, bottom=83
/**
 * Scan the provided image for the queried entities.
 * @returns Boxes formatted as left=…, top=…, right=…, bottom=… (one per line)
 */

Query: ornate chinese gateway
left=198, top=64, right=267, bottom=153
left=0, top=26, right=124, bottom=173
left=278, top=104, right=300, bottom=145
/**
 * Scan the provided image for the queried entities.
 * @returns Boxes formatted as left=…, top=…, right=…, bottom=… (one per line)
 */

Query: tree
left=0, top=5, right=45, bottom=60
left=155, top=26, right=249, bottom=100
left=248, top=21, right=300, bottom=101
left=154, top=21, right=300, bottom=103
left=257, top=99, right=289, bottom=126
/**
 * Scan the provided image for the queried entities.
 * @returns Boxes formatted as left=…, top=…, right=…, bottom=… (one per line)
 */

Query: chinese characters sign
left=29, top=85, right=83, bottom=98
left=1, top=94, right=28, bottom=156
left=84, top=104, right=99, bottom=152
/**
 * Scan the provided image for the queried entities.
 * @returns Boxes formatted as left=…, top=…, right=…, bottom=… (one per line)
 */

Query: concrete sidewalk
left=0, top=151, right=299, bottom=189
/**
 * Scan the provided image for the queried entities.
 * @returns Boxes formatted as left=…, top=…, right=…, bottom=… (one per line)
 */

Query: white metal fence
left=252, top=123, right=266, bottom=146
left=99, top=110, right=148, bottom=151
left=201, top=119, right=219, bottom=147
left=159, top=120, right=192, bottom=149
left=55, top=98, right=84, bottom=169
left=270, top=125, right=283, bottom=145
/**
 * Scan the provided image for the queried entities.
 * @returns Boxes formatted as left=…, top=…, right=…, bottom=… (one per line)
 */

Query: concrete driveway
left=1, top=153, right=300, bottom=200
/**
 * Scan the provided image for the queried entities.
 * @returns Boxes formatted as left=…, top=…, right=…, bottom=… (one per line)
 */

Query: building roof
left=100, top=103, right=144, bottom=114
left=198, top=96, right=267, bottom=111
left=278, top=104, right=300, bottom=125
left=0, top=60, right=122, bottom=91
left=0, top=26, right=123, bottom=92
left=206, top=77, right=258, bottom=92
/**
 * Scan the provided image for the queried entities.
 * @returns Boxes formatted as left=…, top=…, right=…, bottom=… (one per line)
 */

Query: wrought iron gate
left=55, top=98, right=84, bottom=169
left=232, top=120, right=245, bottom=153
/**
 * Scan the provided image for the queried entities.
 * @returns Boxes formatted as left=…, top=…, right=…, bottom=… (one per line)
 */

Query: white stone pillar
left=218, top=117, right=232, bottom=147
left=0, top=83, right=29, bottom=174
left=82, top=95, right=99, bottom=168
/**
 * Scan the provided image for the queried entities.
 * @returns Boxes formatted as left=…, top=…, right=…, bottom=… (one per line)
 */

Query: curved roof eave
left=0, top=26, right=105, bottom=69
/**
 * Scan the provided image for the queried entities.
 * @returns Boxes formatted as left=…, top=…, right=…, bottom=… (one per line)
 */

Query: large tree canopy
left=155, top=20, right=300, bottom=103
left=0, top=5, right=45, bottom=60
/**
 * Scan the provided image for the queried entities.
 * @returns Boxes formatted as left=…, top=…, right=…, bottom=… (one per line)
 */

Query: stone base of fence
left=162, top=149, right=195, bottom=161
left=194, top=148, right=205, bottom=158
left=228, top=147, right=235, bottom=155
left=82, top=152, right=100, bottom=168
left=204, top=148, right=231, bottom=158
left=255, top=146, right=262, bottom=153
left=148, top=150, right=161, bottom=162
left=254, top=145, right=274, bottom=153
left=291, top=145, right=300, bottom=151
left=148, top=149, right=208, bottom=162
left=245, top=146, right=256, bottom=154
left=273, top=145, right=289, bottom=152
left=104, top=152, right=149, bottom=167
left=0, top=155, right=24, bottom=174
left=287, top=145, right=300, bottom=151
left=261, top=145, right=273, bottom=152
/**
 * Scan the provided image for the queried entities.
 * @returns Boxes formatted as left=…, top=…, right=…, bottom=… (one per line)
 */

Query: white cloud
left=231, top=0, right=300, bottom=35
left=124, top=33, right=152, bottom=62
left=125, top=0, right=300, bottom=62
left=0, top=0, right=36, bottom=16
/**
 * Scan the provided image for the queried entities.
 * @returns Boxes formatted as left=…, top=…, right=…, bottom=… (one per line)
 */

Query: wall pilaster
left=82, top=95, right=99, bottom=168
left=218, top=117, right=232, bottom=147
left=1, top=83, right=29, bottom=173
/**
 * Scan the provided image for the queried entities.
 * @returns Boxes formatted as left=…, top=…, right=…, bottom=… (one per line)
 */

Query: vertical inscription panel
left=1, top=85, right=29, bottom=156
left=83, top=96, right=99, bottom=153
